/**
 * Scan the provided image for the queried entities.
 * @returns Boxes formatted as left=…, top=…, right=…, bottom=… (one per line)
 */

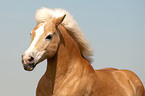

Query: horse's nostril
left=28, top=56, right=34, bottom=62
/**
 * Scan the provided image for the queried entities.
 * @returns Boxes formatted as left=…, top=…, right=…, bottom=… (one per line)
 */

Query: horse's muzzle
left=21, top=54, right=37, bottom=71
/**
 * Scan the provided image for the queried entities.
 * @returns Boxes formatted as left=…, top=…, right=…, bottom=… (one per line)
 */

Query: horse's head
left=22, top=15, right=66, bottom=71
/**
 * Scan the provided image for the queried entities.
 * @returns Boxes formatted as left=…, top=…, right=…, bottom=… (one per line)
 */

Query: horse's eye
left=45, top=34, right=53, bottom=40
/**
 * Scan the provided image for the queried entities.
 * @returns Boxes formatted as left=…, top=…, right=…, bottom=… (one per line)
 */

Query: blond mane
left=35, top=7, right=93, bottom=62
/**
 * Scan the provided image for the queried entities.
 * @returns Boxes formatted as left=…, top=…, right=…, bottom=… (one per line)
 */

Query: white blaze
left=25, top=24, right=45, bottom=53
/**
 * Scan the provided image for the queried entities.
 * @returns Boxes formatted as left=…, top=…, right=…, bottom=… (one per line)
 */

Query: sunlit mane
left=35, top=7, right=93, bottom=62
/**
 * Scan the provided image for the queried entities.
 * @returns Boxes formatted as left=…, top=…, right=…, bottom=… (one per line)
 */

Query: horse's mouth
left=23, top=63, right=37, bottom=71
left=22, top=55, right=39, bottom=71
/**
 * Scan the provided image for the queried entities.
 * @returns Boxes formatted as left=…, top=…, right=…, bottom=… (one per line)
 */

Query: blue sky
left=0, top=0, right=145, bottom=96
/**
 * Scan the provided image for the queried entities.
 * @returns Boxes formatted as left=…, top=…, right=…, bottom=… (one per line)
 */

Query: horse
left=22, top=7, right=144, bottom=96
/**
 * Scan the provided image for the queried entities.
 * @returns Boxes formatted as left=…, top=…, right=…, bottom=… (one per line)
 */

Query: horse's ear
left=55, top=14, right=66, bottom=26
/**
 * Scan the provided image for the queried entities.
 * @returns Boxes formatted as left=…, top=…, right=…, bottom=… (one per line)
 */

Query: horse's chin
left=23, top=63, right=37, bottom=71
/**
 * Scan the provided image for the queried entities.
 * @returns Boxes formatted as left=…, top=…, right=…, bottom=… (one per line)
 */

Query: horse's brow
left=35, top=24, right=45, bottom=34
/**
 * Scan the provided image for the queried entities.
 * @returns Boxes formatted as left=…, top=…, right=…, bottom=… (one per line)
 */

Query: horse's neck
left=37, top=25, right=97, bottom=95
left=45, top=25, right=92, bottom=85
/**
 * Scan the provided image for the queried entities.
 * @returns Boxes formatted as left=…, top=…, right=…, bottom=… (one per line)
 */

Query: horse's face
left=22, top=15, right=66, bottom=71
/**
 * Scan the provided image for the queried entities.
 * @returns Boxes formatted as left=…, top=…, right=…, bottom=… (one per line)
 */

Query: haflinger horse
left=22, top=7, right=144, bottom=96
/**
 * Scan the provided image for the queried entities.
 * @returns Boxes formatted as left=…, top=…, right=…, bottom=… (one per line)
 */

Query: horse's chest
left=53, top=78, right=92, bottom=96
